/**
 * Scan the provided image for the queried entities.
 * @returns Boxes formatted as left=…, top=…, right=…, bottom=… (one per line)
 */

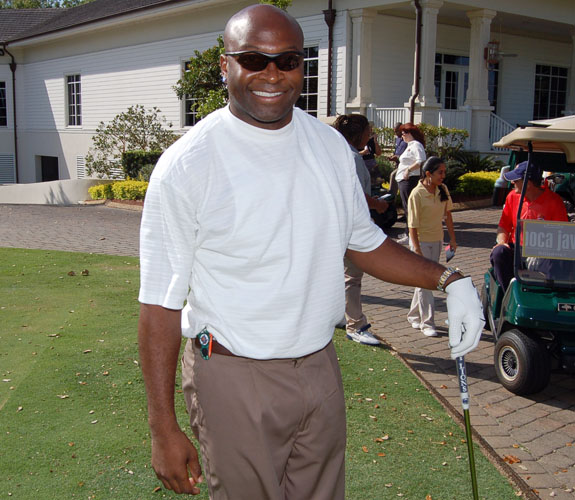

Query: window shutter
left=0, top=153, right=15, bottom=183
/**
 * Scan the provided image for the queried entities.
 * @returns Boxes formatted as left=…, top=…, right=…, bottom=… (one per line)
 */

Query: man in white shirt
left=138, top=4, right=484, bottom=499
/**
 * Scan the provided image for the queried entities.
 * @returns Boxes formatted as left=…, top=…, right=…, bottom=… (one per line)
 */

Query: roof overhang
left=6, top=0, right=231, bottom=47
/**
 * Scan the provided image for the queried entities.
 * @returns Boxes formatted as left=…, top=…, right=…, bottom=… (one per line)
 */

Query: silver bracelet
left=437, top=267, right=463, bottom=292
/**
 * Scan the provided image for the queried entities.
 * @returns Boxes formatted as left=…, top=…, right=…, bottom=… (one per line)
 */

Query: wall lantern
left=484, top=40, right=500, bottom=65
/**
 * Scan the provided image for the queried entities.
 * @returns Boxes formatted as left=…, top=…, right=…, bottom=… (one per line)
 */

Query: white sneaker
left=395, top=234, right=409, bottom=245
left=409, top=321, right=421, bottom=330
left=422, top=327, right=438, bottom=337
left=347, top=324, right=381, bottom=346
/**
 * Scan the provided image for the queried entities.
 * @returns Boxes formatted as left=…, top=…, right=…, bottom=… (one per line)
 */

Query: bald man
left=138, top=4, right=484, bottom=499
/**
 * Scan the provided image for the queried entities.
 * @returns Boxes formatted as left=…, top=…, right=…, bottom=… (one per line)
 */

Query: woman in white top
left=396, top=123, right=426, bottom=244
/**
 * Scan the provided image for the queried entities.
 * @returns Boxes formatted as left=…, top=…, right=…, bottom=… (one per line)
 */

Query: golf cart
left=483, top=117, right=575, bottom=395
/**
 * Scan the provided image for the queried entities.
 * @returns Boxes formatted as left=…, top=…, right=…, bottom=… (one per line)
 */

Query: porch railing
left=438, top=109, right=471, bottom=131
left=367, top=106, right=409, bottom=129
left=489, top=112, right=515, bottom=151
left=367, top=105, right=515, bottom=152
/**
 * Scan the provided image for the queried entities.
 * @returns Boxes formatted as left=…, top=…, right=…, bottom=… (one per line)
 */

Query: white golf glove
left=445, top=277, right=485, bottom=359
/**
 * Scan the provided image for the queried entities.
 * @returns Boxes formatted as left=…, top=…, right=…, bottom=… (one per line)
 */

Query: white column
left=564, top=26, right=575, bottom=115
left=465, top=9, right=496, bottom=107
left=347, top=8, right=376, bottom=114
left=465, top=9, right=497, bottom=151
left=418, top=0, right=443, bottom=107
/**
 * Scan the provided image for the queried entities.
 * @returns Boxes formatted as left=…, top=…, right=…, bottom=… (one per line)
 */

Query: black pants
left=398, top=176, right=419, bottom=235
left=490, top=243, right=514, bottom=291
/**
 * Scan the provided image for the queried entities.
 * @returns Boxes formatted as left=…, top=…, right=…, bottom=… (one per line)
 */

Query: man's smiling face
left=221, top=5, right=304, bottom=130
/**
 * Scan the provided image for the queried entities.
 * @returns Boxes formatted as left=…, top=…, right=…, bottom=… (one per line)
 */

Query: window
left=296, top=45, right=319, bottom=116
left=533, top=64, right=568, bottom=120
left=66, top=74, right=81, bottom=126
left=0, top=81, right=6, bottom=127
left=434, top=53, right=469, bottom=110
left=434, top=53, right=499, bottom=111
left=487, top=63, right=499, bottom=112
left=183, top=61, right=201, bottom=127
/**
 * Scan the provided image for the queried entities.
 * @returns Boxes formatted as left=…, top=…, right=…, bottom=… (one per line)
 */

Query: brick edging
left=378, top=340, right=538, bottom=500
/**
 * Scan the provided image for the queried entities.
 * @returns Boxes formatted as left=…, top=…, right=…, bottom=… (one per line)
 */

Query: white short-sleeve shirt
left=397, top=140, right=426, bottom=180
left=139, top=106, right=385, bottom=359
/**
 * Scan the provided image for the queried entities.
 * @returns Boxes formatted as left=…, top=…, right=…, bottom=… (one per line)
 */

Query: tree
left=173, top=36, right=227, bottom=121
left=258, top=0, right=291, bottom=10
left=0, top=0, right=92, bottom=7
left=173, top=0, right=294, bottom=121
left=85, top=105, right=178, bottom=178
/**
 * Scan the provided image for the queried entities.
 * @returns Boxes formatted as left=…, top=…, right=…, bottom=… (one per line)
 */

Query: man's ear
left=220, top=54, right=228, bottom=80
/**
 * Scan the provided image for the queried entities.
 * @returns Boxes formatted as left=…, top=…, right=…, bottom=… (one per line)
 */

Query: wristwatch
left=437, top=267, right=464, bottom=292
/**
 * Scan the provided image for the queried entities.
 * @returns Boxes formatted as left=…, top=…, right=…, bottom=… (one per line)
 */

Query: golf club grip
left=456, top=356, right=470, bottom=410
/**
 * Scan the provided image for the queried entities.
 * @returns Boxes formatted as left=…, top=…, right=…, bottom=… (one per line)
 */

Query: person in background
left=359, top=121, right=382, bottom=186
left=407, top=157, right=457, bottom=337
left=396, top=122, right=426, bottom=244
left=491, top=161, right=568, bottom=290
left=387, top=122, right=407, bottom=198
left=137, top=5, right=485, bottom=499
left=334, top=114, right=388, bottom=346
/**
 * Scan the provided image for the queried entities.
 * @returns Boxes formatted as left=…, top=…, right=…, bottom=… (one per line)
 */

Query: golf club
left=456, top=355, right=479, bottom=500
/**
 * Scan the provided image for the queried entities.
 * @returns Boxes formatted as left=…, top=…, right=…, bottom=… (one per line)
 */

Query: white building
left=0, top=0, right=573, bottom=184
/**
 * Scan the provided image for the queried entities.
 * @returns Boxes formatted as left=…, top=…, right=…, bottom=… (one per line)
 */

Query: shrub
left=376, top=156, right=396, bottom=182
left=373, top=126, right=395, bottom=150
left=88, top=183, right=113, bottom=200
left=452, top=151, right=503, bottom=173
left=443, top=162, right=467, bottom=192
left=89, top=180, right=149, bottom=200
left=85, top=105, right=178, bottom=179
left=375, top=124, right=468, bottom=161
left=122, top=150, right=162, bottom=179
left=418, top=123, right=468, bottom=161
left=137, top=163, right=157, bottom=182
left=454, top=171, right=500, bottom=196
left=111, top=180, right=149, bottom=200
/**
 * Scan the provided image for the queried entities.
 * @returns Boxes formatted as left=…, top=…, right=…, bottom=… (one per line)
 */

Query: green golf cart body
left=483, top=116, right=575, bottom=395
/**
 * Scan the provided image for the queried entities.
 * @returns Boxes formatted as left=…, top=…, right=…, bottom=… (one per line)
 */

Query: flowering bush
left=454, top=171, right=500, bottom=196
left=88, top=183, right=114, bottom=200
left=88, top=180, right=148, bottom=200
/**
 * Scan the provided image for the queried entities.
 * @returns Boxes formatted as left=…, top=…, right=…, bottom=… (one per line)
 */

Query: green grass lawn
left=0, top=248, right=520, bottom=499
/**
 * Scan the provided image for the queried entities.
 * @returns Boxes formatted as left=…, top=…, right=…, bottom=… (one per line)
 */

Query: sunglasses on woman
left=224, top=50, right=304, bottom=72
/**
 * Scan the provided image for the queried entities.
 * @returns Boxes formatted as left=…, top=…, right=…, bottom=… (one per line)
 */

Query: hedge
left=454, top=171, right=500, bottom=197
left=88, top=180, right=148, bottom=200
left=122, top=150, right=162, bottom=179
left=88, top=183, right=114, bottom=200
left=89, top=171, right=499, bottom=202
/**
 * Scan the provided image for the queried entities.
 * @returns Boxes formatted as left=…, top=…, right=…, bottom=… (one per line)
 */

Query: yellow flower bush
left=88, top=180, right=148, bottom=200
left=454, top=171, right=500, bottom=196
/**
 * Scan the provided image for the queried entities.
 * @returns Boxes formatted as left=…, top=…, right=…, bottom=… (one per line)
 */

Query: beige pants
left=408, top=240, right=441, bottom=329
left=344, top=256, right=368, bottom=333
left=181, top=340, right=346, bottom=500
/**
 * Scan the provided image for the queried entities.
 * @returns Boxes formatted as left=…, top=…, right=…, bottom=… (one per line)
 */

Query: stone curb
left=102, top=198, right=494, bottom=214
left=377, top=338, right=537, bottom=500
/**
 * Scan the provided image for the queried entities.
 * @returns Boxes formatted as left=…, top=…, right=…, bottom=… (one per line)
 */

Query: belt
left=193, top=337, right=330, bottom=360
left=194, top=336, right=236, bottom=357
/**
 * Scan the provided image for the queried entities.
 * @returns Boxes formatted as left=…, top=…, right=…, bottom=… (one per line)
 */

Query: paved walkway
left=2, top=203, right=575, bottom=499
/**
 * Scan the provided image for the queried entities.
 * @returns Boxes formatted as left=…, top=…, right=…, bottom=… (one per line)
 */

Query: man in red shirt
left=491, top=161, right=568, bottom=290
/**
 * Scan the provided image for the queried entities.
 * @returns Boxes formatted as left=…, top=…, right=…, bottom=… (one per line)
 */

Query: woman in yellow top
left=407, top=156, right=457, bottom=337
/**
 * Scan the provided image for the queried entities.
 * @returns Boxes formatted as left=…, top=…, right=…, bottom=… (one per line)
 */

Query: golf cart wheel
left=494, top=329, right=550, bottom=395
left=480, top=285, right=491, bottom=331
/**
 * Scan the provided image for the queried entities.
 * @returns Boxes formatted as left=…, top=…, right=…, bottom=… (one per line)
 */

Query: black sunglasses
left=225, top=50, right=304, bottom=72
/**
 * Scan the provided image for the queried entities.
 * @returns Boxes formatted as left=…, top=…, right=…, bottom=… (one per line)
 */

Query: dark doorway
left=41, top=156, right=59, bottom=182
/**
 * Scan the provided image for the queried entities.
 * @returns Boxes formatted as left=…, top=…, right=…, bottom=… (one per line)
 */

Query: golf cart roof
left=493, top=116, right=575, bottom=163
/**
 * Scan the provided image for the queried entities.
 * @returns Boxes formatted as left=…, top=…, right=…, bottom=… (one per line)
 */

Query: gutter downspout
left=2, top=44, right=18, bottom=183
left=409, top=0, right=422, bottom=123
left=323, top=0, right=336, bottom=116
